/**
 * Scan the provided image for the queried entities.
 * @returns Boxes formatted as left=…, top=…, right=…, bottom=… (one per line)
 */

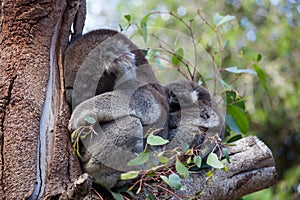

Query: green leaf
left=213, top=13, right=235, bottom=27
left=168, top=174, right=183, bottom=190
left=176, top=161, right=189, bottom=178
left=223, top=40, right=230, bottom=49
left=227, top=134, right=243, bottom=143
left=84, top=116, right=96, bottom=124
left=227, top=105, right=249, bottom=134
left=172, top=48, right=184, bottom=65
left=111, top=191, right=124, bottom=200
left=225, top=66, right=257, bottom=75
left=194, top=156, right=202, bottom=168
left=158, top=155, right=169, bottom=163
left=160, top=175, right=172, bottom=187
left=120, top=171, right=139, bottom=180
left=225, top=114, right=241, bottom=134
left=127, top=151, right=149, bottom=166
left=219, top=78, right=232, bottom=90
left=222, top=148, right=230, bottom=163
left=147, top=135, right=169, bottom=146
left=253, top=63, right=268, bottom=91
left=161, top=174, right=183, bottom=190
left=140, top=13, right=152, bottom=43
left=257, top=54, right=262, bottom=62
left=124, top=14, right=131, bottom=22
left=206, top=153, right=224, bottom=169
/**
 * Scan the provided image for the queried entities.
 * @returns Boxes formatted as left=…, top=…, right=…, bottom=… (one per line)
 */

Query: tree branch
left=175, top=136, right=277, bottom=200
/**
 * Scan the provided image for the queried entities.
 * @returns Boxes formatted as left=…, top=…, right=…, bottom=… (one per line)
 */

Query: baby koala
left=165, top=80, right=224, bottom=157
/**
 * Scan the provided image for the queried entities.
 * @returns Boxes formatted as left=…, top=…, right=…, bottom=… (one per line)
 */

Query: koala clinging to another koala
left=64, top=29, right=225, bottom=188
left=65, top=29, right=169, bottom=188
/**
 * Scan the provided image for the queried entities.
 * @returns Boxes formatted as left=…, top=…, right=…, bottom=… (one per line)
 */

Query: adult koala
left=65, top=29, right=169, bottom=188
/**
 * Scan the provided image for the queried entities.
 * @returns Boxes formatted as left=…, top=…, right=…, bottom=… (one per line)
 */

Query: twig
left=92, top=188, right=104, bottom=200
left=156, top=185, right=184, bottom=200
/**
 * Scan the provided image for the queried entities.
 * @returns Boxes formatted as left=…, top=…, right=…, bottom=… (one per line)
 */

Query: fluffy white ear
left=114, top=51, right=136, bottom=71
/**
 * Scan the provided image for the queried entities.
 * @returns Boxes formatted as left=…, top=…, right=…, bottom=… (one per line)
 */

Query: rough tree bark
left=0, top=1, right=277, bottom=200
left=175, top=136, right=277, bottom=200
left=0, top=0, right=85, bottom=199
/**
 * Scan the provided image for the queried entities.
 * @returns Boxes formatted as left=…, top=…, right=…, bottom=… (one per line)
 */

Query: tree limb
left=175, top=136, right=277, bottom=200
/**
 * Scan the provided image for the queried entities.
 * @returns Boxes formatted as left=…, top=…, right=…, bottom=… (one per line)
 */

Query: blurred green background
left=85, top=0, right=300, bottom=199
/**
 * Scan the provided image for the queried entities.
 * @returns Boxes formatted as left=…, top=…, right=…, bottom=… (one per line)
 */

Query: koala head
left=166, top=80, right=212, bottom=112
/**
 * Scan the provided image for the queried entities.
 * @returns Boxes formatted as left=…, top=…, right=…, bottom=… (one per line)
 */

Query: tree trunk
left=0, top=0, right=85, bottom=199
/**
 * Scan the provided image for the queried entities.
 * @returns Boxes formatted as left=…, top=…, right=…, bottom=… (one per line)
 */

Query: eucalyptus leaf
left=158, top=155, right=169, bottom=163
left=160, top=175, right=172, bottom=187
left=172, top=48, right=184, bottom=65
left=225, top=66, right=257, bottom=75
left=219, top=78, right=232, bottom=90
left=120, top=171, right=139, bottom=180
left=225, top=114, right=241, bottom=134
left=147, top=135, right=169, bottom=146
left=213, top=13, right=235, bottom=27
left=194, top=156, right=202, bottom=168
left=257, top=54, right=262, bottom=62
left=124, top=14, right=131, bottom=22
left=140, top=13, right=153, bottom=42
left=227, top=134, right=243, bottom=143
left=207, top=153, right=224, bottom=169
left=111, top=191, right=124, bottom=200
left=168, top=174, right=182, bottom=190
left=223, top=39, right=230, bottom=49
left=127, top=151, right=149, bottom=166
left=176, top=161, right=189, bottom=178
left=222, top=148, right=230, bottom=163
left=84, top=116, right=96, bottom=124
left=253, top=63, right=268, bottom=91
left=227, top=105, right=249, bottom=134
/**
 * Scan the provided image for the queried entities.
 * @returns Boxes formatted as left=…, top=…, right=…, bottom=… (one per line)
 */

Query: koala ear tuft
left=114, top=51, right=136, bottom=72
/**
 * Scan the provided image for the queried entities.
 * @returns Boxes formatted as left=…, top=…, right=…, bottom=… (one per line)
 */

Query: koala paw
left=68, top=109, right=96, bottom=132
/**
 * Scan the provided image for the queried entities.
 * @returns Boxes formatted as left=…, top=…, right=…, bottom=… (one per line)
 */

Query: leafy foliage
left=117, top=128, right=228, bottom=199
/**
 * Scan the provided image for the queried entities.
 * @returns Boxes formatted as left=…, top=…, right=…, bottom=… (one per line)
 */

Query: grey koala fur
left=165, top=80, right=225, bottom=157
left=65, top=29, right=169, bottom=188
left=64, top=29, right=153, bottom=109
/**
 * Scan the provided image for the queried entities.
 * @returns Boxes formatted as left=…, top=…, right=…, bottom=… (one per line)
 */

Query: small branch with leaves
left=119, top=128, right=229, bottom=200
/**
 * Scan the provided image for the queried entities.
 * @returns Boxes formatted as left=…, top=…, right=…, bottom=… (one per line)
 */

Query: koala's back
left=64, top=29, right=149, bottom=105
